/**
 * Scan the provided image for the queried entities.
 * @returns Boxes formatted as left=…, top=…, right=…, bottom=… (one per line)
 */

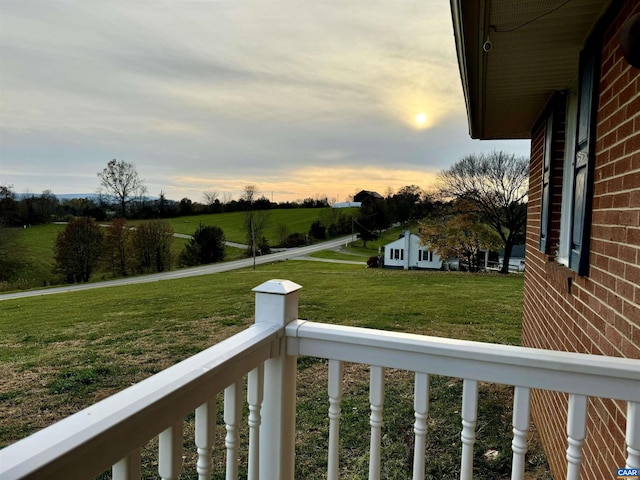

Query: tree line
left=1, top=150, right=528, bottom=286
left=53, top=218, right=226, bottom=283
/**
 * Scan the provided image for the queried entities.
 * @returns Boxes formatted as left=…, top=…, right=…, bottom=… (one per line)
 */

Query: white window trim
left=557, top=82, right=578, bottom=267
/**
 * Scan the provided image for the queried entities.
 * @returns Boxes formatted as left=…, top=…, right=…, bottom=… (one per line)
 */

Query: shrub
left=179, top=224, right=225, bottom=267
left=284, top=232, right=307, bottom=248
left=309, top=220, right=326, bottom=240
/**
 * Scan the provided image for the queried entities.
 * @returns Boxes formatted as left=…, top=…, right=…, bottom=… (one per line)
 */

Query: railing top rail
left=0, top=323, right=282, bottom=480
left=287, top=320, right=640, bottom=401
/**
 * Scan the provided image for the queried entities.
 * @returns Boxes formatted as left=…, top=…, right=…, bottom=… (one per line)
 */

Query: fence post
left=253, top=279, right=302, bottom=480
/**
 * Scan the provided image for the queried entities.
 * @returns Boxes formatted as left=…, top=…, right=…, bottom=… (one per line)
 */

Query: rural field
left=0, top=259, right=550, bottom=479
left=2, top=207, right=355, bottom=291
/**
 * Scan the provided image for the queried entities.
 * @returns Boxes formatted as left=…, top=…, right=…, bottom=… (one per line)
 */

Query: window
left=540, top=45, right=599, bottom=276
left=557, top=85, right=579, bottom=266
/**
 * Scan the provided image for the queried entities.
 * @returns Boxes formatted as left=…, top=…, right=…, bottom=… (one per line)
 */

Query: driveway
left=0, top=236, right=357, bottom=301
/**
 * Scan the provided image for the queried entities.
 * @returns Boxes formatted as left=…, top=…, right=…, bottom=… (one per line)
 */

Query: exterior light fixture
left=620, top=13, right=640, bottom=68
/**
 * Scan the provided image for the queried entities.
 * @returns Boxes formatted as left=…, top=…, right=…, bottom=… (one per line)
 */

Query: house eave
left=450, top=0, right=614, bottom=140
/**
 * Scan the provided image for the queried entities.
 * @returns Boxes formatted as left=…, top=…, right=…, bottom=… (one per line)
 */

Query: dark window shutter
left=540, top=112, right=554, bottom=253
left=570, top=48, right=599, bottom=275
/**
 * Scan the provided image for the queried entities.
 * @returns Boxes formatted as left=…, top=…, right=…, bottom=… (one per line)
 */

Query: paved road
left=0, top=236, right=357, bottom=301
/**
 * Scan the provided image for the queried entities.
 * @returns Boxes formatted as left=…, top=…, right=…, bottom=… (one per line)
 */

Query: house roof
left=450, top=0, right=612, bottom=139
left=355, top=190, right=384, bottom=199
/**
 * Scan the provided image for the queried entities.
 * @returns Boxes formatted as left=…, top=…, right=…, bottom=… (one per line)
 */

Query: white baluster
left=460, top=379, right=478, bottom=480
left=195, top=401, right=217, bottom=480
left=159, top=420, right=183, bottom=480
left=328, top=359, right=344, bottom=480
left=511, top=387, right=531, bottom=480
left=565, top=394, right=588, bottom=480
left=248, top=365, right=264, bottom=480
left=412, top=372, right=430, bottom=480
left=225, top=381, right=243, bottom=480
left=626, top=401, right=640, bottom=469
left=369, top=366, right=385, bottom=480
left=112, top=448, right=141, bottom=480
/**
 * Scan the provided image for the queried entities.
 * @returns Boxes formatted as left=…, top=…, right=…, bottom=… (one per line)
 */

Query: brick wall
left=522, top=1, right=640, bottom=478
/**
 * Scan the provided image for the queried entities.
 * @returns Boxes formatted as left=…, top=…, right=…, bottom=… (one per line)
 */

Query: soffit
left=454, top=0, right=611, bottom=139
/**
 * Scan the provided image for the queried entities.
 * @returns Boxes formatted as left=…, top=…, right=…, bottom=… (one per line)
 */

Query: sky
left=0, top=1, right=530, bottom=204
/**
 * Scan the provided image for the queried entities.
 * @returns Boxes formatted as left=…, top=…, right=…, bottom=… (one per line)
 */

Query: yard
left=0, top=261, right=549, bottom=479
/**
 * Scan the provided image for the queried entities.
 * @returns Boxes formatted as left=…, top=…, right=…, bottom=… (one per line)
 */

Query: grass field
left=2, top=207, right=352, bottom=291
left=133, top=207, right=357, bottom=243
left=0, top=261, right=549, bottom=479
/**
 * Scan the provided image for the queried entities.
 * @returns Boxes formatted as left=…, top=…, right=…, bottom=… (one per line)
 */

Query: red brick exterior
left=522, top=1, right=640, bottom=478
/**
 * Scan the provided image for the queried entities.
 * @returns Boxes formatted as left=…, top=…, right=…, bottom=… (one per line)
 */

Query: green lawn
left=0, top=262, right=549, bottom=479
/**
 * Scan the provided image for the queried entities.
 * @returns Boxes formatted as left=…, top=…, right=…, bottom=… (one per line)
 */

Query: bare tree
left=130, top=219, right=174, bottom=273
left=202, top=190, right=219, bottom=208
left=97, top=159, right=145, bottom=218
left=439, top=151, right=528, bottom=274
left=241, top=185, right=269, bottom=266
left=242, top=184, right=258, bottom=204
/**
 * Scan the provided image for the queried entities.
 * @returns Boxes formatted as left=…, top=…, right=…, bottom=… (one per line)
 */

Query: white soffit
left=474, top=0, right=611, bottom=139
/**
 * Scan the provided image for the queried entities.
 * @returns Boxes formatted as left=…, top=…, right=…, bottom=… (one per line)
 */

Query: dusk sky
left=0, top=1, right=530, bottom=203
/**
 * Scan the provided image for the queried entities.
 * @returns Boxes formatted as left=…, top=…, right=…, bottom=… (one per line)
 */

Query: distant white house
left=382, top=231, right=442, bottom=270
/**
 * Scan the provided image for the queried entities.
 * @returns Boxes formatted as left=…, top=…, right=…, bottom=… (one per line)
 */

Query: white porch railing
left=0, top=279, right=639, bottom=480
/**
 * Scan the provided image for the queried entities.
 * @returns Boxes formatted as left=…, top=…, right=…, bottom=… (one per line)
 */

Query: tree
left=0, top=185, right=22, bottom=282
left=179, top=197, right=194, bottom=216
left=355, top=194, right=389, bottom=248
left=130, top=220, right=173, bottom=273
left=103, top=218, right=131, bottom=276
left=97, top=159, right=145, bottom=218
left=0, top=184, right=18, bottom=227
left=202, top=190, right=222, bottom=213
left=439, top=151, right=528, bottom=273
left=35, top=190, right=59, bottom=224
left=241, top=185, right=269, bottom=262
left=54, top=217, right=104, bottom=282
left=179, top=224, right=226, bottom=266
left=420, top=210, right=501, bottom=272
left=309, top=220, right=326, bottom=240
left=387, top=185, right=427, bottom=226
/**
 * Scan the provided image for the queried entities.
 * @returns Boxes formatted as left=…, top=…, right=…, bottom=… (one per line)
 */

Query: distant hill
left=54, top=193, right=100, bottom=200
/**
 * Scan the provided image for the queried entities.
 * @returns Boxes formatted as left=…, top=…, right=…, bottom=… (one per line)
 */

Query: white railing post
left=247, top=364, right=265, bottom=480
left=327, top=359, right=344, bottom=480
left=460, top=379, right=478, bottom=480
left=253, top=279, right=302, bottom=480
left=159, top=420, right=183, bottom=480
left=113, top=448, right=141, bottom=480
left=565, top=394, right=588, bottom=480
left=369, top=365, right=385, bottom=480
left=626, top=401, right=640, bottom=469
left=195, top=401, right=216, bottom=480
left=511, top=386, right=531, bottom=480
left=412, top=372, right=430, bottom=480
left=224, top=381, right=242, bottom=480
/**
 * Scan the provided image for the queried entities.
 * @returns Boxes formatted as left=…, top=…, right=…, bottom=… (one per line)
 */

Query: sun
left=415, top=112, right=427, bottom=126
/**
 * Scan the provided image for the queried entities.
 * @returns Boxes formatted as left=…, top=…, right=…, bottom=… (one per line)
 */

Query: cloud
left=0, top=1, right=530, bottom=202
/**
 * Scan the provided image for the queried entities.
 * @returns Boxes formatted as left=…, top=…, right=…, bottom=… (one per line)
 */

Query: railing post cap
left=252, top=279, right=302, bottom=295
